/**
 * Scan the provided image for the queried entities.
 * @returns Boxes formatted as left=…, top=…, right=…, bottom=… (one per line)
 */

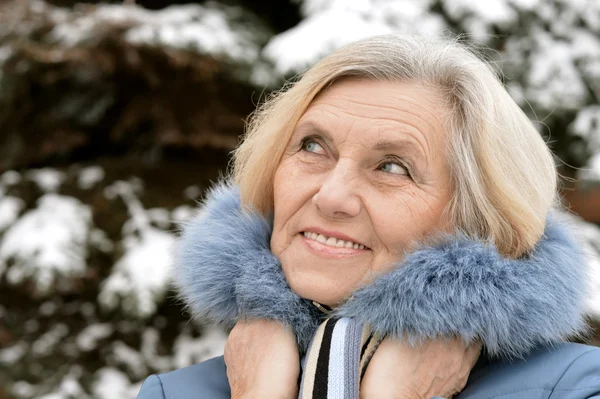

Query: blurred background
left=0, top=0, right=599, bottom=397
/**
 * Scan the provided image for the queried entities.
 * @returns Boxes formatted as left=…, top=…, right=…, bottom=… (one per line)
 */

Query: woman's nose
left=312, top=162, right=361, bottom=218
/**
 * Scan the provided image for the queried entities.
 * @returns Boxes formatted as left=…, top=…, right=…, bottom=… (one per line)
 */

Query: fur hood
left=174, top=182, right=589, bottom=358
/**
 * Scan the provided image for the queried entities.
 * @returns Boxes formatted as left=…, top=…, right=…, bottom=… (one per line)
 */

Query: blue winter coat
left=137, top=183, right=600, bottom=398
left=139, top=342, right=600, bottom=398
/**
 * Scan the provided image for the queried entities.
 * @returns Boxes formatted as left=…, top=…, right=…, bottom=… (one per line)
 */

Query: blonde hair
left=232, top=34, right=557, bottom=259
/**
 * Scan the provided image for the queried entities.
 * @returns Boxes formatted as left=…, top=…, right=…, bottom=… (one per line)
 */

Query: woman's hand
left=224, top=319, right=300, bottom=399
left=360, top=337, right=481, bottom=399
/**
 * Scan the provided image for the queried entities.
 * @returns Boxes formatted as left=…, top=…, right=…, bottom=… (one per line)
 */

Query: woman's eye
left=379, top=161, right=409, bottom=176
left=302, top=140, right=325, bottom=154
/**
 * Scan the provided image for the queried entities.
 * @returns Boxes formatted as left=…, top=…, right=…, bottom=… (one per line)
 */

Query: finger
left=441, top=337, right=471, bottom=360
left=465, top=342, right=482, bottom=363
left=455, top=343, right=481, bottom=377
left=458, top=339, right=479, bottom=355
left=428, top=337, right=465, bottom=355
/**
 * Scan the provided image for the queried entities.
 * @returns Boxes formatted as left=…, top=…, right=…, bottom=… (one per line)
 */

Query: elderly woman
left=137, top=34, right=600, bottom=399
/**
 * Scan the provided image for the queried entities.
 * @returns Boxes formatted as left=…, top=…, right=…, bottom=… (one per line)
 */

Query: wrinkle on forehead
left=310, top=79, right=449, bottom=120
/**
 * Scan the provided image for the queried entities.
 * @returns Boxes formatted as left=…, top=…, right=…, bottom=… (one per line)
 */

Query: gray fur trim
left=174, top=182, right=588, bottom=357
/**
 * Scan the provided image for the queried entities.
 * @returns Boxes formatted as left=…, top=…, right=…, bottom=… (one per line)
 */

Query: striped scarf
left=298, top=316, right=384, bottom=399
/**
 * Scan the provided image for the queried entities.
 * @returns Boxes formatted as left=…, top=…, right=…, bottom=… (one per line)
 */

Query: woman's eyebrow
left=294, top=120, right=333, bottom=140
left=373, top=139, right=426, bottom=164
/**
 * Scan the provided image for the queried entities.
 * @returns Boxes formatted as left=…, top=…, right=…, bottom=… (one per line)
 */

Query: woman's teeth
left=302, top=231, right=366, bottom=250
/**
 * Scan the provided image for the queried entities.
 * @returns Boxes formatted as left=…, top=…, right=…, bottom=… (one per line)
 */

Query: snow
left=31, top=323, right=69, bottom=357
left=0, top=45, right=12, bottom=63
left=99, top=228, right=174, bottom=317
left=0, top=195, right=25, bottom=232
left=76, top=323, right=114, bottom=352
left=172, top=326, right=227, bottom=369
left=46, top=2, right=269, bottom=64
left=263, top=10, right=389, bottom=76
left=525, top=33, right=588, bottom=111
left=126, top=4, right=265, bottom=63
left=499, top=3, right=599, bottom=121
left=104, top=177, right=144, bottom=199
left=261, top=0, right=446, bottom=77
left=110, top=328, right=171, bottom=379
left=0, top=342, right=28, bottom=365
left=92, top=368, right=140, bottom=399
left=37, top=367, right=88, bottom=399
left=145, top=208, right=171, bottom=229
left=26, top=168, right=66, bottom=192
left=39, top=300, right=59, bottom=317
left=506, top=0, right=540, bottom=11
left=571, top=29, right=600, bottom=60
left=77, top=166, right=105, bottom=190
left=581, top=2, right=600, bottom=31
left=0, top=194, right=94, bottom=293
left=99, top=181, right=174, bottom=317
left=11, top=381, right=36, bottom=399
left=301, top=0, right=434, bottom=18
left=111, top=341, right=148, bottom=378
left=1, top=170, right=21, bottom=186
left=171, top=205, right=196, bottom=223
left=89, top=228, right=114, bottom=253
left=138, top=328, right=172, bottom=372
left=574, top=105, right=600, bottom=180
left=102, top=325, right=224, bottom=386
left=570, top=106, right=600, bottom=153
left=580, top=153, right=600, bottom=183
left=442, top=0, right=517, bottom=28
left=553, top=0, right=600, bottom=32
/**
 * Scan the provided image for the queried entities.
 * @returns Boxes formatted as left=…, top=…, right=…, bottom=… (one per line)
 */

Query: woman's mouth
left=302, top=231, right=367, bottom=249
left=300, top=231, right=370, bottom=257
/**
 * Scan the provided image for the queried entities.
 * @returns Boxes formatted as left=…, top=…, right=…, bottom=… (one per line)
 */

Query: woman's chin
left=277, top=238, right=375, bottom=307
left=284, top=271, right=356, bottom=308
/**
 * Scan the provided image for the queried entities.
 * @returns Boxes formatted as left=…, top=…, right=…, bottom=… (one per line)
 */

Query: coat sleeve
left=136, top=375, right=166, bottom=399
left=549, top=348, right=600, bottom=399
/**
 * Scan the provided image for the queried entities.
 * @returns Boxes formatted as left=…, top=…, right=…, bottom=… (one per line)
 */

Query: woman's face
left=271, top=79, right=453, bottom=306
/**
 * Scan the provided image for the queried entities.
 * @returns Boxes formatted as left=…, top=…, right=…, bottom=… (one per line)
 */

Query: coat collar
left=174, top=182, right=589, bottom=358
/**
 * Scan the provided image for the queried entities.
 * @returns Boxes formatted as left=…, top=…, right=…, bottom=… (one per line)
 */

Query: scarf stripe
left=300, top=320, right=328, bottom=399
left=360, top=333, right=372, bottom=359
left=299, top=317, right=382, bottom=399
left=327, top=318, right=349, bottom=399
left=343, top=318, right=362, bottom=399
left=313, top=318, right=338, bottom=397
left=360, top=331, right=383, bottom=379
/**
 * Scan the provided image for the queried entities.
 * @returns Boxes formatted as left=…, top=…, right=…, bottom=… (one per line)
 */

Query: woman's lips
left=299, top=233, right=369, bottom=258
